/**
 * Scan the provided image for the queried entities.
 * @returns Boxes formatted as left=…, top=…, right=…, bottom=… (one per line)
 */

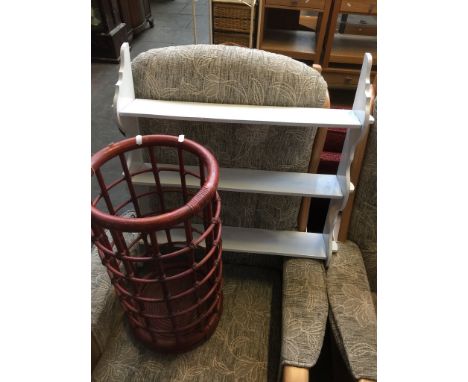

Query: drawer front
left=324, top=72, right=360, bottom=87
left=213, top=32, right=250, bottom=48
left=213, top=3, right=252, bottom=19
left=265, top=0, right=325, bottom=10
left=214, top=16, right=251, bottom=33
left=323, top=70, right=376, bottom=88
left=340, top=0, right=377, bottom=15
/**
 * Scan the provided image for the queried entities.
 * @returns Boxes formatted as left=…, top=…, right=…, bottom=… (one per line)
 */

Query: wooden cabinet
left=256, top=0, right=332, bottom=63
left=339, top=0, right=376, bottom=14
left=91, top=0, right=128, bottom=62
left=118, top=0, right=154, bottom=42
left=265, top=0, right=325, bottom=9
left=91, top=0, right=153, bottom=63
left=321, top=0, right=377, bottom=88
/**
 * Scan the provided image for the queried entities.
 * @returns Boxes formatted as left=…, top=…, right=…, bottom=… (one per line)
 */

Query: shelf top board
left=120, top=98, right=362, bottom=129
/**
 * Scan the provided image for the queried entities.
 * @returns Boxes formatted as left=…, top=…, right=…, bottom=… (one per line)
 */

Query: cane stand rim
left=91, top=134, right=219, bottom=232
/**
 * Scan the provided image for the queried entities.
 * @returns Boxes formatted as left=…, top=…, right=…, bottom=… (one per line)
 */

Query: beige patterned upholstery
left=92, top=211, right=137, bottom=368
left=93, top=264, right=281, bottom=381
left=92, top=45, right=330, bottom=379
left=348, top=99, right=377, bottom=293
left=132, top=44, right=327, bottom=231
left=327, top=99, right=377, bottom=380
left=327, top=241, right=377, bottom=380
left=281, top=258, right=328, bottom=369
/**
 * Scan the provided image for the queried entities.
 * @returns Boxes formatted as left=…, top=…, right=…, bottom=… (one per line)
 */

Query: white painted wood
left=120, top=99, right=362, bottom=129
left=156, top=225, right=327, bottom=260
left=112, top=42, right=374, bottom=265
left=133, top=164, right=343, bottom=198
left=113, top=43, right=135, bottom=133
left=113, top=43, right=144, bottom=172
left=322, top=53, right=373, bottom=265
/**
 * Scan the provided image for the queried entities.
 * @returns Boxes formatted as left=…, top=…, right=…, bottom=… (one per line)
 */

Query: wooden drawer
left=323, top=69, right=376, bottom=88
left=265, top=0, right=325, bottom=10
left=340, top=0, right=377, bottom=15
left=324, top=71, right=359, bottom=87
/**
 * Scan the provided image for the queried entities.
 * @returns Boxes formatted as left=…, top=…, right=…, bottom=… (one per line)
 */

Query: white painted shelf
left=157, top=225, right=327, bottom=260
left=114, top=42, right=374, bottom=264
left=119, top=99, right=362, bottom=129
left=133, top=164, right=343, bottom=199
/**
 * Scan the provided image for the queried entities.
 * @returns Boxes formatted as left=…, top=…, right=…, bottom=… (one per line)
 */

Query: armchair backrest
left=348, top=98, right=377, bottom=292
left=131, top=44, right=328, bottom=231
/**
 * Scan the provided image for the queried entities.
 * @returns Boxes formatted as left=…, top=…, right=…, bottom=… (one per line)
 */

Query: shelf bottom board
left=156, top=225, right=327, bottom=260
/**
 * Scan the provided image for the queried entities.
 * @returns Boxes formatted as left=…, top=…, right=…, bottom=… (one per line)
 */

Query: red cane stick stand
left=92, top=135, right=223, bottom=352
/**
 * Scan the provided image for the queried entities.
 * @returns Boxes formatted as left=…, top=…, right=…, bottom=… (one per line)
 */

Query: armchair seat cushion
left=92, top=263, right=282, bottom=382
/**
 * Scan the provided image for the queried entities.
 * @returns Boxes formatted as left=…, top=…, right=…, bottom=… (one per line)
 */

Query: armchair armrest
left=281, top=258, right=328, bottom=377
left=327, top=241, right=377, bottom=381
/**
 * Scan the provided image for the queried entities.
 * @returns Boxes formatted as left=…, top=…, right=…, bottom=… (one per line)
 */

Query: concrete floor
left=91, top=0, right=210, bottom=200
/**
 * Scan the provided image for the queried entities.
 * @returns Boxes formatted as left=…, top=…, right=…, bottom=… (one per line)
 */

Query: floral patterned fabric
left=327, top=241, right=377, bottom=380
left=348, top=99, right=377, bottom=293
left=92, top=244, right=124, bottom=368
left=92, top=263, right=282, bottom=382
left=281, top=258, right=328, bottom=369
left=92, top=212, right=137, bottom=368
left=132, top=44, right=328, bottom=231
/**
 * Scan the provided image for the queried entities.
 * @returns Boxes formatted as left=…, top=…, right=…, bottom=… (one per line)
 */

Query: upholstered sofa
left=92, top=44, right=331, bottom=381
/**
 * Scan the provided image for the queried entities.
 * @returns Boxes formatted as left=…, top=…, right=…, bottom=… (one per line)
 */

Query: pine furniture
left=256, top=0, right=333, bottom=63
left=321, top=0, right=377, bottom=88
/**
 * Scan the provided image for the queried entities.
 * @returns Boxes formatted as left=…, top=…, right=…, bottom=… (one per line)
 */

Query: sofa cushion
left=92, top=263, right=282, bottom=382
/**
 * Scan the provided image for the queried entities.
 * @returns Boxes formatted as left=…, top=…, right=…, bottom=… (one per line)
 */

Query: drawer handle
left=344, top=76, right=353, bottom=83
left=346, top=2, right=352, bottom=7
left=291, top=0, right=299, bottom=4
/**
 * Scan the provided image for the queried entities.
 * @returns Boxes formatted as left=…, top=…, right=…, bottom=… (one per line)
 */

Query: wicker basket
left=213, top=31, right=250, bottom=47
left=214, top=17, right=251, bottom=33
left=213, top=3, right=251, bottom=20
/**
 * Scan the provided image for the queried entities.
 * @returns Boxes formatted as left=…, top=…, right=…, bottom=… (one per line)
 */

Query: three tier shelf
left=113, top=43, right=374, bottom=266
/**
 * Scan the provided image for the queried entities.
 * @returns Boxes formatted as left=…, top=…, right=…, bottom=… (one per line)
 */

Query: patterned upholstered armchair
left=327, top=99, right=377, bottom=381
left=92, top=45, right=331, bottom=381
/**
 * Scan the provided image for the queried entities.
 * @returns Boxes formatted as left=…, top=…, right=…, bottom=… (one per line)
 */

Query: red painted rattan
left=91, top=135, right=223, bottom=352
